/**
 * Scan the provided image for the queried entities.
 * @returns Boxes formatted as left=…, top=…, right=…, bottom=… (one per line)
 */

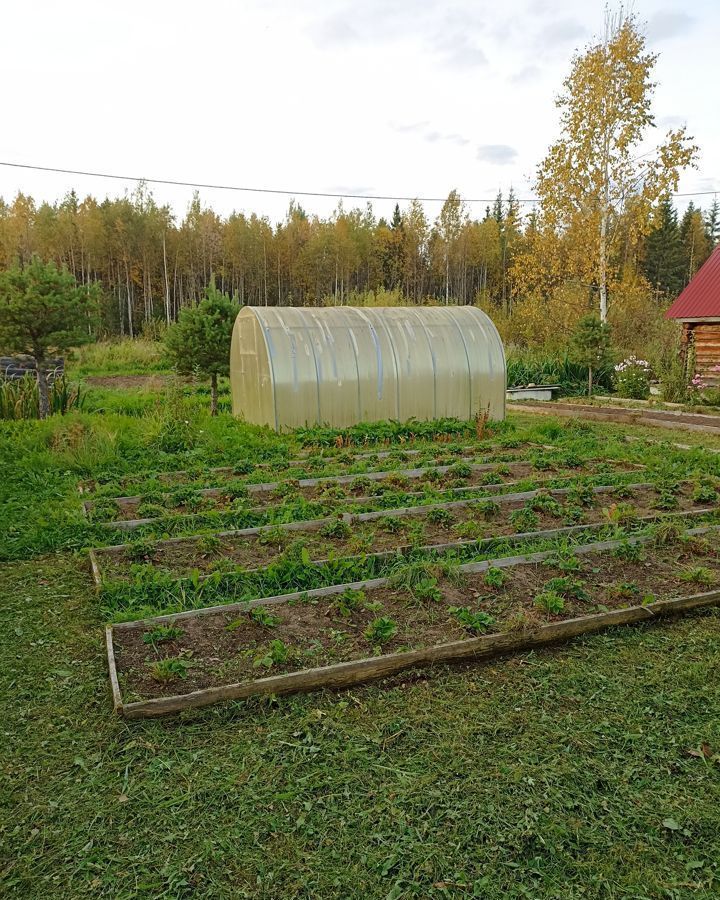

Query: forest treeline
left=0, top=186, right=717, bottom=347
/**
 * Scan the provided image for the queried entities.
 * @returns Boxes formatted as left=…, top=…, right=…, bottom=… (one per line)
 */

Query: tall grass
left=0, top=376, right=83, bottom=420
left=506, top=349, right=613, bottom=396
left=71, top=339, right=169, bottom=375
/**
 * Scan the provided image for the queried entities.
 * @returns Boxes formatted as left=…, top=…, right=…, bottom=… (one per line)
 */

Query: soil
left=113, top=533, right=720, bottom=702
left=87, top=457, right=641, bottom=523
left=94, top=482, right=714, bottom=583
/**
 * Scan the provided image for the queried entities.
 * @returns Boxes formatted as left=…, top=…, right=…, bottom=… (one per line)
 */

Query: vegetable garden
left=72, top=421, right=720, bottom=718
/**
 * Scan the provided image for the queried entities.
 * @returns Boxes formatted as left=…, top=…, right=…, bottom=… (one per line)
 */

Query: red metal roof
left=666, top=246, right=720, bottom=319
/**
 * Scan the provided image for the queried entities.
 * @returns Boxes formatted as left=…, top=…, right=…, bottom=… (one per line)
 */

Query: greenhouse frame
left=230, top=305, right=506, bottom=430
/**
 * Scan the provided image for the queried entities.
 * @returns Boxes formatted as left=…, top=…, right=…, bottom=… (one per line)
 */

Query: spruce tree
left=680, top=203, right=711, bottom=283
left=705, top=199, right=720, bottom=247
left=643, top=197, right=685, bottom=298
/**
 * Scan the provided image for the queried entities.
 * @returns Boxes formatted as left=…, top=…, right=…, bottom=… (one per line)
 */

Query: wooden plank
left=88, top=549, right=102, bottom=589
left=115, top=588, right=720, bottom=719
left=105, top=626, right=124, bottom=713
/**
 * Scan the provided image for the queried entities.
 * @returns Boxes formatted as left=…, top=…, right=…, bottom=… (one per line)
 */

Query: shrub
left=613, top=356, right=652, bottom=400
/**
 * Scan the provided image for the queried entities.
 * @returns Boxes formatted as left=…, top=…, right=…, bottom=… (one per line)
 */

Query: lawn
left=2, top=367, right=720, bottom=897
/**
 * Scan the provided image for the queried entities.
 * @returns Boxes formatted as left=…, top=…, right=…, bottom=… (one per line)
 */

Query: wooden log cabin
left=666, top=246, right=720, bottom=386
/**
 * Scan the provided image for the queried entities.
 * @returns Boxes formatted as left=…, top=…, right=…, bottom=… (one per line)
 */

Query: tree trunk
left=37, top=361, right=50, bottom=419
left=598, top=140, right=610, bottom=322
left=162, top=232, right=171, bottom=325
left=588, top=366, right=593, bottom=398
left=210, top=373, right=218, bottom=417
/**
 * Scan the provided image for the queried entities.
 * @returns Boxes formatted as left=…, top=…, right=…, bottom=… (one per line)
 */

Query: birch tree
left=535, top=12, right=697, bottom=321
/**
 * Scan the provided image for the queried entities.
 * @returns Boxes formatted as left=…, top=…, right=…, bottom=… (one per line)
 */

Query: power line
left=0, top=159, right=718, bottom=203
left=0, top=161, right=535, bottom=203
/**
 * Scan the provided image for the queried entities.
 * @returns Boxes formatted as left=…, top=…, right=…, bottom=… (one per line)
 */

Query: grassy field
left=2, top=355, right=720, bottom=898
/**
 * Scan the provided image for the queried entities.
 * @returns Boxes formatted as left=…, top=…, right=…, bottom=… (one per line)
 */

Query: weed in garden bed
left=196, top=534, right=223, bottom=555
left=253, top=639, right=290, bottom=669
left=533, top=590, right=566, bottom=614
left=542, top=550, right=582, bottom=572
left=249, top=606, right=281, bottom=627
left=426, top=507, right=454, bottom=527
left=543, top=576, right=589, bottom=602
left=509, top=507, right=540, bottom=533
left=613, top=541, right=646, bottom=562
left=127, top=537, right=157, bottom=562
left=364, top=616, right=398, bottom=644
left=450, top=607, right=496, bottom=634
left=484, top=566, right=507, bottom=589
left=332, top=588, right=366, bottom=617
left=142, top=624, right=184, bottom=646
left=149, top=655, right=194, bottom=682
left=679, top=566, right=716, bottom=585
left=319, top=518, right=352, bottom=539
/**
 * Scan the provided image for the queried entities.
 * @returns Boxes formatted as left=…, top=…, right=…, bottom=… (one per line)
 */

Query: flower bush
left=614, top=356, right=652, bottom=400
left=690, top=367, right=720, bottom=407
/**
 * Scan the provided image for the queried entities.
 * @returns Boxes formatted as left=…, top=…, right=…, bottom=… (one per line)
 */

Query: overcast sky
left=1, top=0, right=718, bottom=225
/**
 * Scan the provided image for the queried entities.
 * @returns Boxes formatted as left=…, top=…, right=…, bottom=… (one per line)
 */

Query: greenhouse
left=229, top=305, right=506, bottom=430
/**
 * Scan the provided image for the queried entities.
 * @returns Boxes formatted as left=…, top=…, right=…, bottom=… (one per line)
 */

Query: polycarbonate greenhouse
left=229, top=305, right=506, bottom=430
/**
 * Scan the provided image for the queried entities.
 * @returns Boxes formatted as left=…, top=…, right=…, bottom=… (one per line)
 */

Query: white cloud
left=477, top=145, right=518, bottom=165
left=647, top=10, right=695, bottom=42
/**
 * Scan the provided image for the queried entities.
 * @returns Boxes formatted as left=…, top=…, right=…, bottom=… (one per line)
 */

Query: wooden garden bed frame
left=509, top=401, right=720, bottom=435
left=90, top=480, right=712, bottom=590
left=84, top=458, right=646, bottom=531
left=79, top=442, right=534, bottom=495
left=106, top=524, right=720, bottom=719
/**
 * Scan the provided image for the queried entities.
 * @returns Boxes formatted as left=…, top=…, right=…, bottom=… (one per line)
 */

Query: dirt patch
left=113, top=533, right=720, bottom=701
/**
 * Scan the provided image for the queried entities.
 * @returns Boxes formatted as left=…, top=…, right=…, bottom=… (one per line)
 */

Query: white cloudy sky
left=1, top=0, right=718, bottom=224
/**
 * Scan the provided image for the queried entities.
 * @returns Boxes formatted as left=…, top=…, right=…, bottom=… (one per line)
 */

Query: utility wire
left=0, top=159, right=717, bottom=203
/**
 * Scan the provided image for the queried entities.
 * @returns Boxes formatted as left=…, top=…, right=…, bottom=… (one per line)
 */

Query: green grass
left=2, top=554, right=720, bottom=898
left=68, top=338, right=170, bottom=376
left=3, top=368, right=720, bottom=897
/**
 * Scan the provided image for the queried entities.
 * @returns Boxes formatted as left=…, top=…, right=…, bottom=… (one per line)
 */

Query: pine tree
left=165, top=283, right=239, bottom=415
left=0, top=257, right=99, bottom=418
left=643, top=197, right=685, bottom=298
left=569, top=315, right=613, bottom=396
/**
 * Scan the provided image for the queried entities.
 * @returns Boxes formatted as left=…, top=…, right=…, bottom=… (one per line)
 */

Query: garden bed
left=90, top=480, right=718, bottom=585
left=108, top=525, right=720, bottom=717
left=508, top=401, right=720, bottom=434
left=79, top=442, right=539, bottom=495
left=84, top=456, right=644, bottom=525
